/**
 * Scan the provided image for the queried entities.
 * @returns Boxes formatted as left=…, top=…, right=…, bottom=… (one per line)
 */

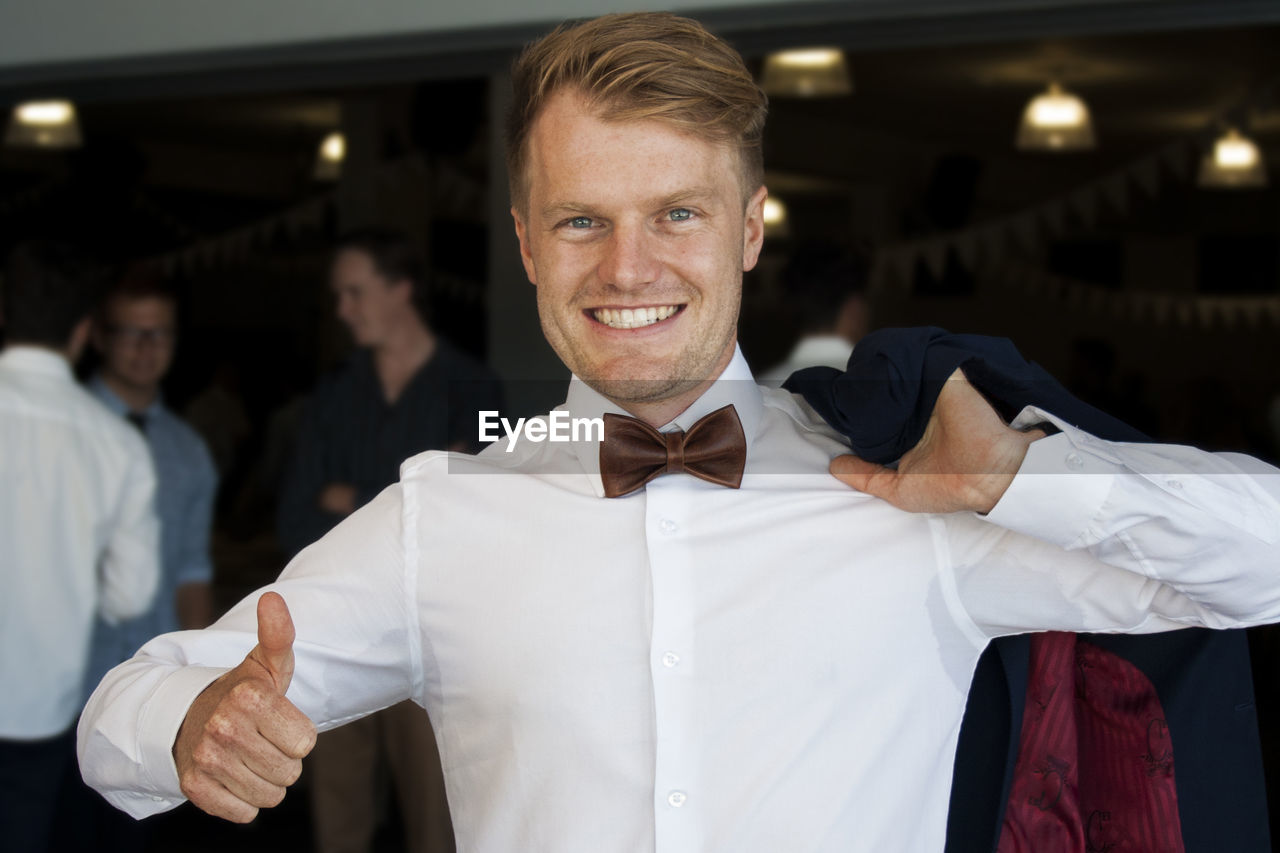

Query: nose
left=336, top=294, right=356, bottom=325
left=598, top=223, right=661, bottom=291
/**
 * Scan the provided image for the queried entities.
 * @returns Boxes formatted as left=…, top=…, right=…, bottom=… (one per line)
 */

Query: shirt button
left=1064, top=452, right=1084, bottom=470
left=659, top=518, right=678, bottom=535
left=667, top=790, right=688, bottom=808
left=1166, top=479, right=1183, bottom=490
left=662, top=651, right=680, bottom=668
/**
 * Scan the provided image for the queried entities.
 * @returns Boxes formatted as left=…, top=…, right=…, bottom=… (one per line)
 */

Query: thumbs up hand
left=173, top=592, right=317, bottom=823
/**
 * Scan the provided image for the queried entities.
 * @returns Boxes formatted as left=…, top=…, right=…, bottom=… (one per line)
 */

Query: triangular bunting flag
left=1040, top=200, right=1069, bottom=237
left=1152, top=296, right=1172, bottom=327
left=920, top=240, right=949, bottom=280
left=1010, top=214, right=1041, bottom=254
left=1161, top=140, right=1194, bottom=180
left=1068, top=188, right=1100, bottom=230
left=1132, top=157, right=1163, bottom=197
left=954, top=232, right=981, bottom=271
left=1101, top=174, right=1130, bottom=215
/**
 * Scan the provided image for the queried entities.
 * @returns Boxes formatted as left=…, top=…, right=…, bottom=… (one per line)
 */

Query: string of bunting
left=868, top=137, right=1196, bottom=293
left=993, top=262, right=1280, bottom=330
left=0, top=179, right=59, bottom=217
left=147, top=153, right=487, bottom=305
left=869, top=72, right=1280, bottom=315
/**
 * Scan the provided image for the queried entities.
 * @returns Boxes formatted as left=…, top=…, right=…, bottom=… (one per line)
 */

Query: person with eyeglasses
left=47, top=266, right=221, bottom=851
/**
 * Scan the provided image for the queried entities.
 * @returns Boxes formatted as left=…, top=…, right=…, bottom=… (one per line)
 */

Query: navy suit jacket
left=785, top=326, right=1269, bottom=852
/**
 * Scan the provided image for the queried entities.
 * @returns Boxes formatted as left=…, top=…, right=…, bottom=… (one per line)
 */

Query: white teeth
left=593, top=305, right=678, bottom=329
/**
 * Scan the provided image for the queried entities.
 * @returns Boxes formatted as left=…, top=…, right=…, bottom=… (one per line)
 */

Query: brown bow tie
left=599, top=404, right=746, bottom=498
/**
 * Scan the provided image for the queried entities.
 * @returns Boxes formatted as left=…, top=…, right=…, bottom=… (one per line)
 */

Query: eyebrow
left=539, top=186, right=721, bottom=222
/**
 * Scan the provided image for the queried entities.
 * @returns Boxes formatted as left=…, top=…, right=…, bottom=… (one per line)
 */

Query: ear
left=90, top=318, right=108, bottom=354
left=68, top=316, right=92, bottom=362
left=511, top=207, right=538, bottom=286
left=742, top=185, right=768, bottom=272
left=388, top=277, right=415, bottom=305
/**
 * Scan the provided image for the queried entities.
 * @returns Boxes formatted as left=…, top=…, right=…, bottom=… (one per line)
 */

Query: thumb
left=830, top=454, right=894, bottom=498
left=251, top=591, right=296, bottom=695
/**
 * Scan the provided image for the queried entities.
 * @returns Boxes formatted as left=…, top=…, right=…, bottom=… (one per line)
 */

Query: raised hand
left=829, top=368, right=1045, bottom=514
left=173, top=591, right=317, bottom=823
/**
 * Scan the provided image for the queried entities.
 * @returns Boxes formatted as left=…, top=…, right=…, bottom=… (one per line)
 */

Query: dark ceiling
left=1, top=20, right=1277, bottom=258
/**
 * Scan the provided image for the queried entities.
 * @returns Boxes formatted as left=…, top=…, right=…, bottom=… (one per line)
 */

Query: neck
left=100, top=373, right=158, bottom=413
left=372, top=316, right=436, bottom=375
left=370, top=316, right=436, bottom=404
left=609, top=344, right=736, bottom=428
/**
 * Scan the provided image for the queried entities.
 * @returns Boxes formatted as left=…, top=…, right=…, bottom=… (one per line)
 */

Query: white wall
left=0, top=0, right=785, bottom=69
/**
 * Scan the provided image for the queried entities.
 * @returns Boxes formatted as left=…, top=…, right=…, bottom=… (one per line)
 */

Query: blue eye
left=568, top=216, right=593, bottom=229
left=668, top=208, right=693, bottom=222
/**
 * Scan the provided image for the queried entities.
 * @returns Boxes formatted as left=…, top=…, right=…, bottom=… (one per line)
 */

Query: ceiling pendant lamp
left=761, top=48, right=852, bottom=98
left=1197, top=127, right=1268, bottom=189
left=313, top=131, right=345, bottom=181
left=4, top=99, right=83, bottom=149
left=1015, top=82, right=1096, bottom=151
left=763, top=196, right=790, bottom=239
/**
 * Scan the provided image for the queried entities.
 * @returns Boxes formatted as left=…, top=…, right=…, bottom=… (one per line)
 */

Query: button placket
left=645, top=478, right=700, bottom=848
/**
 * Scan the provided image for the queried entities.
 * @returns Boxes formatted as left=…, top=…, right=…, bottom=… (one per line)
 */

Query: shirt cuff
left=982, top=406, right=1122, bottom=549
left=137, top=665, right=228, bottom=803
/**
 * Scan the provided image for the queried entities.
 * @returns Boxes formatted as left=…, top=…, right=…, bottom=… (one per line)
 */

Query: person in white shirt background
left=0, top=241, right=160, bottom=853
left=757, top=241, right=868, bottom=387
left=79, top=13, right=1280, bottom=852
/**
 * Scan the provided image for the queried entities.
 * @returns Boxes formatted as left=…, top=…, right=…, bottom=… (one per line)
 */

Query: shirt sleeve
left=98, top=431, right=162, bottom=624
left=175, top=438, right=218, bottom=588
left=947, top=406, right=1280, bottom=637
left=79, top=484, right=419, bottom=818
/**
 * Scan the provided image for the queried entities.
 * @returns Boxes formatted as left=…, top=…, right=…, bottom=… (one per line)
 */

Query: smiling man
left=78, top=13, right=1280, bottom=853
left=511, top=86, right=765, bottom=421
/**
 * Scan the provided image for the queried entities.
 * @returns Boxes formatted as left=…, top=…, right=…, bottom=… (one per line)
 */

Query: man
left=0, top=242, right=160, bottom=853
left=51, top=270, right=220, bottom=850
left=278, top=227, right=499, bottom=853
left=757, top=242, right=868, bottom=386
left=80, top=14, right=1280, bottom=852
left=86, top=269, right=218, bottom=683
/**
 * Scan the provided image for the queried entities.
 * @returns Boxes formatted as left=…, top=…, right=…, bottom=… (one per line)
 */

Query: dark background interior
left=4, top=4, right=1280, bottom=849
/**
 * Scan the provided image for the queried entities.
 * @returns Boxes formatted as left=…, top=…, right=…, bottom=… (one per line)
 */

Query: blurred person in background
left=278, top=227, right=502, bottom=853
left=0, top=242, right=159, bottom=853
left=52, top=267, right=220, bottom=851
left=758, top=242, right=869, bottom=386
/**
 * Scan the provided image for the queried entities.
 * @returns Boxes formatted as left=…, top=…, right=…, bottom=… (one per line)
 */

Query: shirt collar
left=788, top=335, right=854, bottom=369
left=563, top=345, right=763, bottom=498
left=0, top=345, right=73, bottom=380
left=88, top=374, right=163, bottom=419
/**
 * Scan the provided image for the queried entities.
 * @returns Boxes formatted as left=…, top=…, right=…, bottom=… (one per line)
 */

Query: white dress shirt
left=756, top=333, right=854, bottom=387
left=80, top=347, right=1280, bottom=851
left=0, top=346, right=160, bottom=739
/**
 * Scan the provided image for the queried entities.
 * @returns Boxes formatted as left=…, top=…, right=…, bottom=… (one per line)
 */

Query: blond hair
left=505, top=12, right=767, bottom=210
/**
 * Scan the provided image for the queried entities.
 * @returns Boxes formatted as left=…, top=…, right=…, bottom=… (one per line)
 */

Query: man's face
left=512, top=90, right=766, bottom=405
left=330, top=248, right=414, bottom=348
left=95, top=296, right=177, bottom=395
left=327, top=247, right=412, bottom=348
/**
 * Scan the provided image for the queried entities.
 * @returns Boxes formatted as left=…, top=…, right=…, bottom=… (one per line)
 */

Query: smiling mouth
left=591, top=305, right=681, bottom=330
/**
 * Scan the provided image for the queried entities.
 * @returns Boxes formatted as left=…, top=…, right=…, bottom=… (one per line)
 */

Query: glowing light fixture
left=1197, top=127, right=1268, bottom=189
left=763, top=196, right=789, bottom=238
left=5, top=99, right=83, bottom=149
left=313, top=131, right=346, bottom=181
left=1015, top=83, right=1095, bottom=151
left=761, top=48, right=852, bottom=98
